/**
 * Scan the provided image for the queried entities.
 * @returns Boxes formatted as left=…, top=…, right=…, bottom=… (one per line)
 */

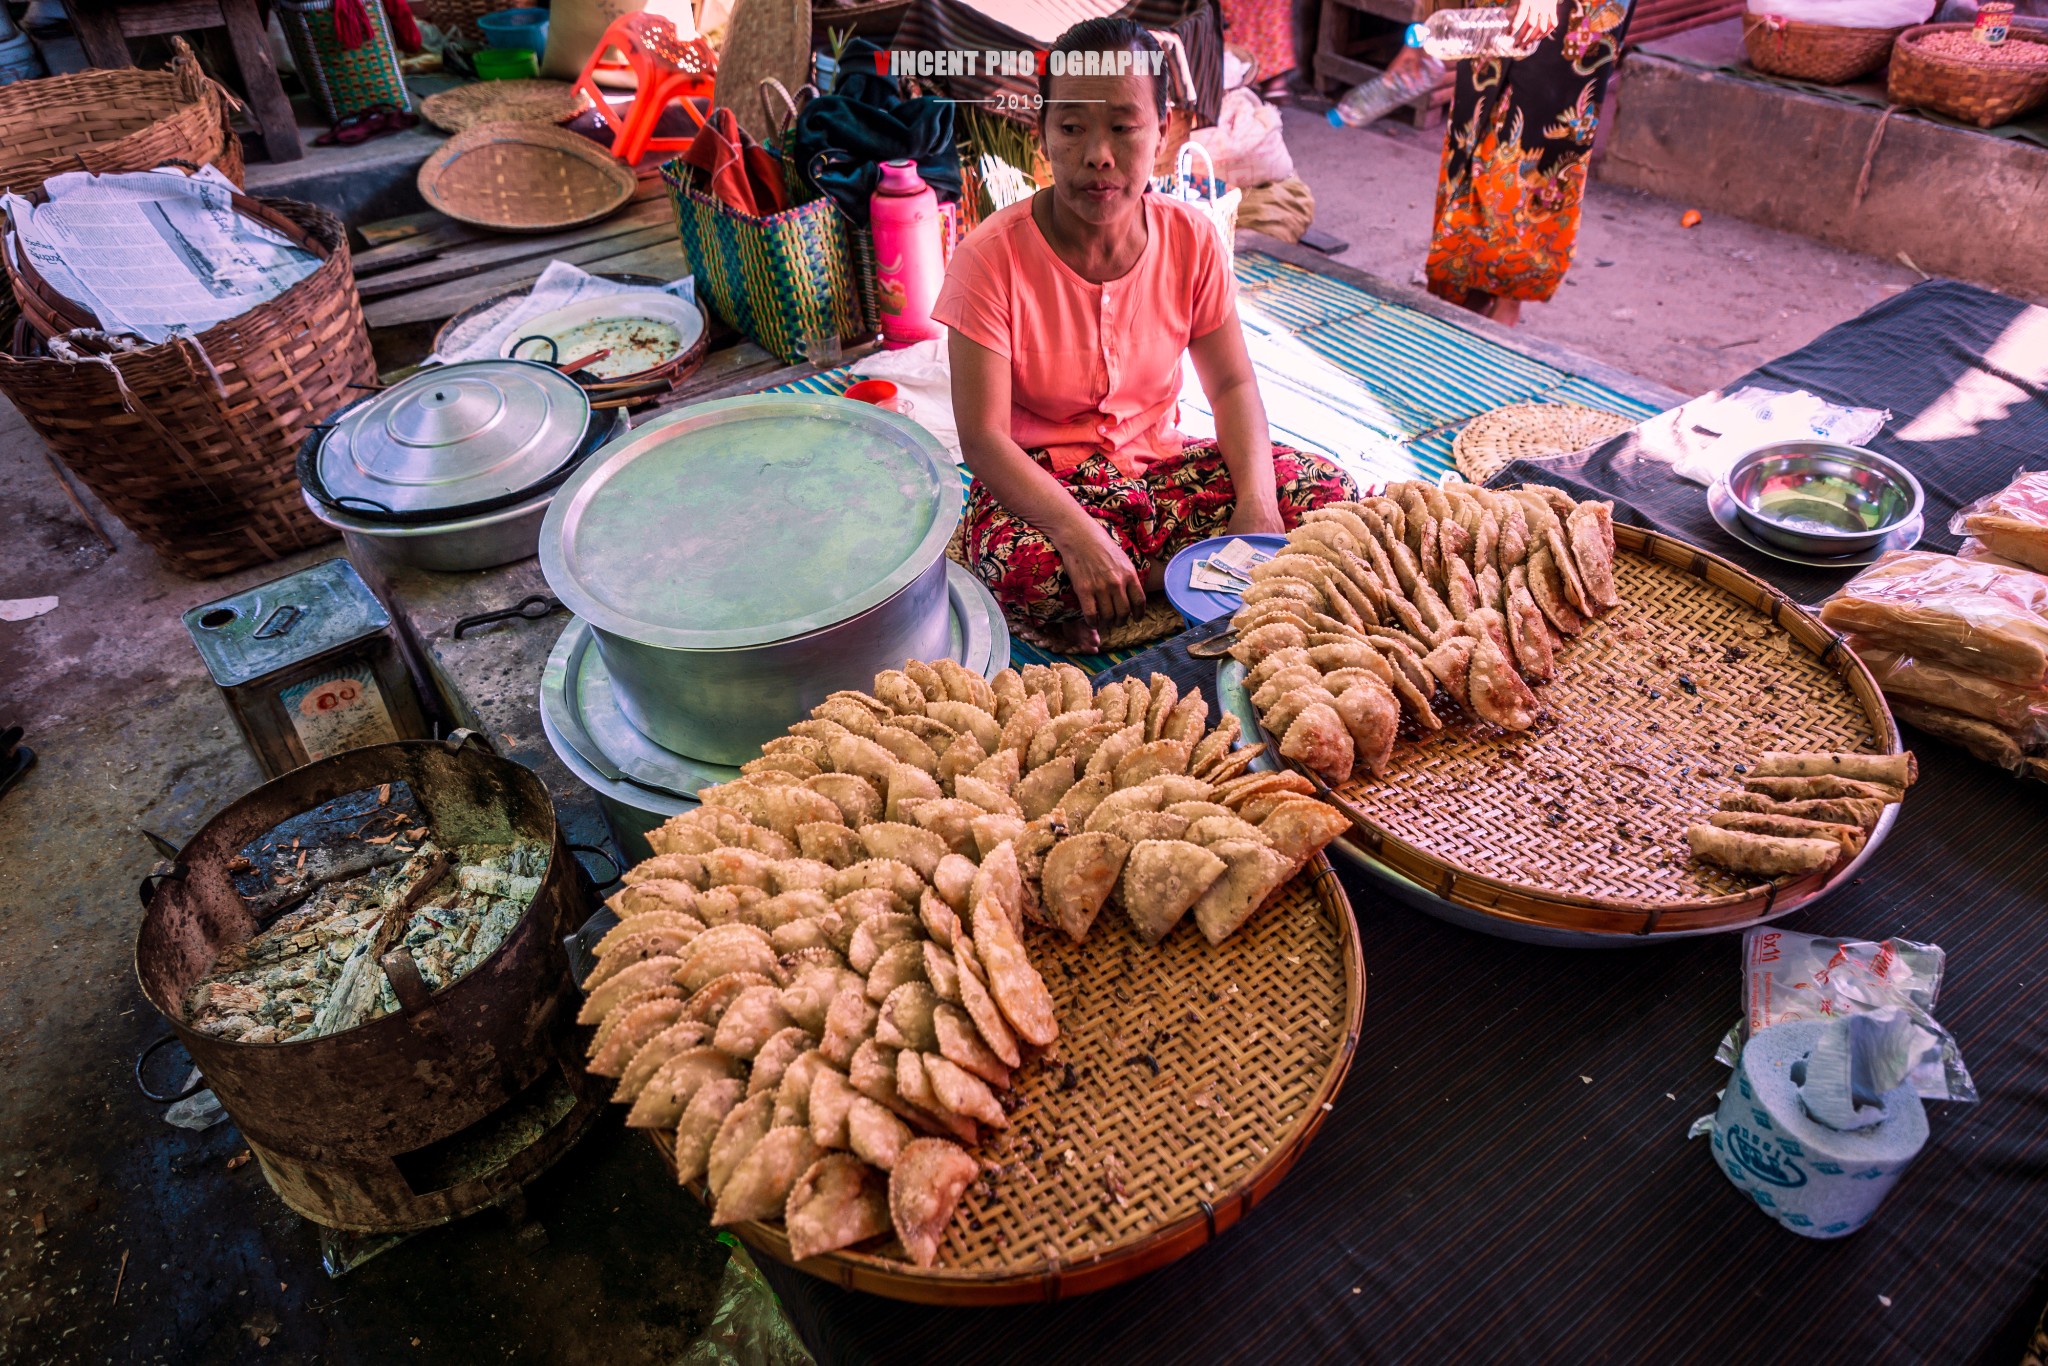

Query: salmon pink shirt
left=931, top=193, right=1234, bottom=478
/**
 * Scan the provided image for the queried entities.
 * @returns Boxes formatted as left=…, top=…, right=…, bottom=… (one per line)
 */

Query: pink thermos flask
left=869, top=159, right=943, bottom=348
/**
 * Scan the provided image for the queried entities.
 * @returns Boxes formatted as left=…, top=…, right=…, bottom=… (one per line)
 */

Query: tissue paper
left=1707, top=1019, right=1928, bottom=1239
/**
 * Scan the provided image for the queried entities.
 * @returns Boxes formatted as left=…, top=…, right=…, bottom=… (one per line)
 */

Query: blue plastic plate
left=1163, top=533, right=1288, bottom=627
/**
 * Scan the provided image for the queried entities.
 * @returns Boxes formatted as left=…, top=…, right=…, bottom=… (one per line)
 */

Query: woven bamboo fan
left=650, top=857, right=1364, bottom=1304
left=418, top=122, right=635, bottom=233
left=419, top=79, right=589, bottom=134
left=1256, top=525, right=1901, bottom=938
left=1452, top=402, right=1639, bottom=484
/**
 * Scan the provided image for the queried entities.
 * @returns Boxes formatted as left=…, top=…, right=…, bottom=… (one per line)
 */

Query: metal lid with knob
left=314, top=359, right=593, bottom=519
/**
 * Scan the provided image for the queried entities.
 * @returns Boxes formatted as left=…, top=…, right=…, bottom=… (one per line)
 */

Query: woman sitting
left=934, top=18, right=1357, bottom=652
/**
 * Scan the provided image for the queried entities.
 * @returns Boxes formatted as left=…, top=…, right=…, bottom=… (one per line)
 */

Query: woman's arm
left=949, top=330, right=1147, bottom=624
left=1187, top=318, right=1282, bottom=535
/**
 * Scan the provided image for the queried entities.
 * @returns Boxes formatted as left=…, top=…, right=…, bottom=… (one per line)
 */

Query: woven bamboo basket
left=1888, top=22, right=2048, bottom=128
left=1452, top=402, right=1640, bottom=484
left=1253, top=525, right=1902, bottom=938
left=419, top=121, right=637, bottom=232
left=412, top=0, right=540, bottom=42
left=648, top=855, right=1364, bottom=1304
left=1741, top=16, right=1905, bottom=84
left=0, top=198, right=373, bottom=579
left=0, top=37, right=242, bottom=201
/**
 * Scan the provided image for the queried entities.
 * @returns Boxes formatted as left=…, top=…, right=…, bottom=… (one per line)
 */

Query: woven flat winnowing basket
left=1270, top=525, right=1901, bottom=938
left=652, top=856, right=1363, bottom=1304
left=1452, top=403, right=1640, bottom=484
left=419, top=122, right=636, bottom=233
left=0, top=37, right=242, bottom=200
left=420, top=79, right=589, bottom=134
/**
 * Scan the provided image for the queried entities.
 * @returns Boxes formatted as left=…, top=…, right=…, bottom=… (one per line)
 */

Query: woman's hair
left=1037, top=18, right=1168, bottom=121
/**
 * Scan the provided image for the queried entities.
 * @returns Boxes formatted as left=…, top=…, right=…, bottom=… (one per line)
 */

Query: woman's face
left=1039, top=72, right=1162, bottom=228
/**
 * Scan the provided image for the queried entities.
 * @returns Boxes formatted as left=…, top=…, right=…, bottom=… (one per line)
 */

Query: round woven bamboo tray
left=1249, top=524, right=1902, bottom=939
left=418, top=122, right=636, bottom=233
left=649, top=855, right=1364, bottom=1304
left=0, top=37, right=243, bottom=202
left=1451, top=402, right=1640, bottom=484
left=1741, top=16, right=1905, bottom=84
left=1888, top=22, right=2048, bottom=128
left=419, top=78, right=589, bottom=133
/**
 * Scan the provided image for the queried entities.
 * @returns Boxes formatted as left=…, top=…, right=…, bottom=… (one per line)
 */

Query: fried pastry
left=890, top=1139, right=980, bottom=1268
left=1685, top=825, right=1840, bottom=878
left=785, top=1155, right=892, bottom=1261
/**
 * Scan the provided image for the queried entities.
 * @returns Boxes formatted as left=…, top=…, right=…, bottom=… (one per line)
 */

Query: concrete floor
left=0, top=65, right=2011, bottom=1365
left=1277, top=102, right=1930, bottom=397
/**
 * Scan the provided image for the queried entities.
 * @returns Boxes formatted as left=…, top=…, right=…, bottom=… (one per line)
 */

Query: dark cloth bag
left=790, top=69, right=961, bottom=227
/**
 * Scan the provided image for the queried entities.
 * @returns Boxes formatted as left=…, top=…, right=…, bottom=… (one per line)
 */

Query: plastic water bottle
left=1327, top=7, right=1538, bottom=128
left=868, top=160, right=944, bottom=349
left=1327, top=52, right=1444, bottom=127
left=1406, top=7, right=1539, bottom=61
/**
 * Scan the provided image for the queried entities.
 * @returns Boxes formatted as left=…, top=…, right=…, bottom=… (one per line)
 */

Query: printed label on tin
left=280, top=665, right=398, bottom=761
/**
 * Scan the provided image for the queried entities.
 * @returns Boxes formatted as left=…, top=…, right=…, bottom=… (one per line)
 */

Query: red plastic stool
left=572, top=13, right=717, bottom=165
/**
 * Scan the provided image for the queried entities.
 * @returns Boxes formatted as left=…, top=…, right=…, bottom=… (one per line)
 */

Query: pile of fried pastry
left=1228, top=480, right=1621, bottom=785
left=577, top=658, right=1350, bottom=1269
left=1684, top=750, right=1916, bottom=880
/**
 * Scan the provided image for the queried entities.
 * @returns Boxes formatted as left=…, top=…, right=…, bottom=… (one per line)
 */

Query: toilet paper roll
left=1709, top=1020, right=1929, bottom=1239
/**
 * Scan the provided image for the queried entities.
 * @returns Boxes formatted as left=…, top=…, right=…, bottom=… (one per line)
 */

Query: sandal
left=0, top=726, right=33, bottom=804
left=315, top=103, right=420, bottom=146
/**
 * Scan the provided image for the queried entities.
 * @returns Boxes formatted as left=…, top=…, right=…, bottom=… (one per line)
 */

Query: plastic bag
left=1846, top=636, right=2048, bottom=744
left=679, top=1236, right=816, bottom=1366
left=1188, top=87, right=1295, bottom=190
left=1949, top=469, right=2048, bottom=575
left=1717, top=926, right=1977, bottom=1102
left=1819, top=550, right=2048, bottom=687
left=1746, top=0, right=1936, bottom=25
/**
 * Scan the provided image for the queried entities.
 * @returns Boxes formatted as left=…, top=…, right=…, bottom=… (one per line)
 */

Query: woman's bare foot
left=1485, top=296, right=1523, bottom=326
left=1047, top=617, right=1104, bottom=654
left=1455, top=289, right=1495, bottom=317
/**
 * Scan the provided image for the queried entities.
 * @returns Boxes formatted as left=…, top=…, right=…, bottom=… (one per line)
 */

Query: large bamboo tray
left=650, top=856, right=1364, bottom=1305
left=1244, top=524, right=1901, bottom=939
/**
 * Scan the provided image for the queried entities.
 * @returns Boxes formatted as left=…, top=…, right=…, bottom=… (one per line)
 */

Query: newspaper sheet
left=1, top=165, right=318, bottom=344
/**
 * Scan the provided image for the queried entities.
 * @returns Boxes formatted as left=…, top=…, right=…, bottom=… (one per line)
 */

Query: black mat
left=756, top=281, right=2048, bottom=1365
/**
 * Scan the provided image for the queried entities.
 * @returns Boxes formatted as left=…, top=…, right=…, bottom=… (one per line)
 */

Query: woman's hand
left=1225, top=498, right=1285, bottom=538
left=1510, top=0, right=1563, bottom=46
left=1051, top=513, right=1146, bottom=625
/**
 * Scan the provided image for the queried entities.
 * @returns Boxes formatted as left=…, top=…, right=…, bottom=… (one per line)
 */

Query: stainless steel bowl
left=1725, top=441, right=1923, bottom=557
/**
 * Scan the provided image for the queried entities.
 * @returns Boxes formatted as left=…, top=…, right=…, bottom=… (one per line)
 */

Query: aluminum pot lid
left=318, top=359, right=592, bottom=516
left=540, top=395, right=962, bottom=650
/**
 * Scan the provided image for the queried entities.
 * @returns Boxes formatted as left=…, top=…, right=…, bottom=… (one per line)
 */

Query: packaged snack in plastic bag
left=1889, top=698, right=2029, bottom=772
left=1819, top=550, right=2048, bottom=686
left=1950, top=469, right=2048, bottom=575
left=1846, top=635, right=2048, bottom=746
left=1717, top=926, right=1977, bottom=1102
left=1958, top=538, right=2031, bottom=570
left=1746, top=0, right=1935, bottom=24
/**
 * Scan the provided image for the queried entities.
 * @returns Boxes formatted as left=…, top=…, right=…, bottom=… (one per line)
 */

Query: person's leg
left=1139, top=441, right=1360, bottom=559
left=1271, top=448, right=1361, bottom=523
left=961, top=455, right=1156, bottom=647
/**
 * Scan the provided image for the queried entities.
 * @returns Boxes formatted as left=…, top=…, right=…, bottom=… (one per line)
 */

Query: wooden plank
left=216, top=0, right=301, bottom=163
left=360, top=229, right=684, bottom=328
left=113, top=0, right=226, bottom=35
left=351, top=221, right=494, bottom=275
left=1232, top=230, right=1692, bottom=412
left=354, top=201, right=673, bottom=294
left=64, top=1, right=134, bottom=67
left=352, top=214, right=671, bottom=299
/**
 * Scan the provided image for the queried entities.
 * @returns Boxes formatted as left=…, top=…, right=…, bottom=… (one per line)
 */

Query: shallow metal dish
left=1726, top=441, right=1924, bottom=556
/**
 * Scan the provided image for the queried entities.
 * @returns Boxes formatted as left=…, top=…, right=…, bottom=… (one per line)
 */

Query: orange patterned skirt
left=1425, top=0, right=1633, bottom=306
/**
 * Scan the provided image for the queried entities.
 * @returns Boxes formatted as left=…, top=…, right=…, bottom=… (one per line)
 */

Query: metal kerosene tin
left=183, top=558, right=429, bottom=778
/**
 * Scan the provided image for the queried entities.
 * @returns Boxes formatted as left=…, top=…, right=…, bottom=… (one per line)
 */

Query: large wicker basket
left=0, top=198, right=373, bottom=578
left=0, top=37, right=243, bottom=201
left=650, top=856, right=1364, bottom=1303
left=1741, top=15, right=1904, bottom=84
left=1888, top=21, right=2048, bottom=127
left=1245, top=523, right=1904, bottom=939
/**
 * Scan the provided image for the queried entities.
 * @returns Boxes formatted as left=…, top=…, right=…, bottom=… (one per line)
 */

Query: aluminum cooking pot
left=539, top=394, right=963, bottom=766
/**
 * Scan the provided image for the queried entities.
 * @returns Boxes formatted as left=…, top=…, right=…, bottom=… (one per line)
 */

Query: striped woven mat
left=765, top=248, right=1661, bottom=674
